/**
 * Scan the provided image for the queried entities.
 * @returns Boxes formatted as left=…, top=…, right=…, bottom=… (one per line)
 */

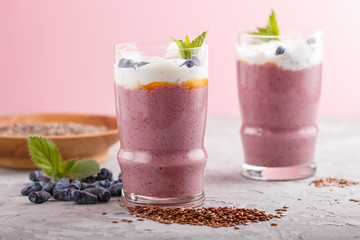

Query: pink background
left=1, top=0, right=359, bottom=116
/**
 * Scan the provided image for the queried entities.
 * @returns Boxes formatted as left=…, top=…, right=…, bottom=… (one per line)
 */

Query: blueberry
left=70, top=180, right=82, bottom=190
left=275, top=46, right=285, bottom=55
left=107, top=183, right=123, bottom=197
left=134, top=61, right=149, bottom=68
left=54, top=188, right=75, bottom=201
left=41, top=182, right=56, bottom=195
left=81, top=183, right=96, bottom=189
left=84, top=186, right=111, bottom=202
left=73, top=191, right=98, bottom=204
left=83, top=175, right=97, bottom=183
left=93, top=179, right=110, bottom=188
left=97, top=168, right=113, bottom=181
left=110, top=180, right=119, bottom=186
left=29, top=170, right=49, bottom=182
left=118, top=173, right=123, bottom=182
left=29, top=191, right=51, bottom=204
left=21, top=182, right=44, bottom=196
left=180, top=56, right=200, bottom=68
left=118, top=58, right=135, bottom=68
left=53, top=178, right=71, bottom=195
left=39, top=175, right=50, bottom=182
left=306, top=38, right=316, bottom=45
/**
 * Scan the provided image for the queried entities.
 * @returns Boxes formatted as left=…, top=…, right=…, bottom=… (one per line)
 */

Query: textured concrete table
left=1, top=117, right=360, bottom=239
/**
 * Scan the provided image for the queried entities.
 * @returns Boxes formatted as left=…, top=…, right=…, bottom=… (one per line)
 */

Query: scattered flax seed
left=127, top=220, right=133, bottom=223
left=277, top=212, right=283, bottom=214
left=137, top=219, right=144, bottom=221
left=349, top=198, right=360, bottom=202
left=310, top=178, right=359, bottom=188
left=234, top=226, right=239, bottom=229
left=281, top=209, right=287, bottom=212
left=102, top=212, right=107, bottom=215
left=283, top=206, right=289, bottom=209
left=112, top=221, right=118, bottom=223
left=126, top=206, right=282, bottom=228
left=298, top=198, right=303, bottom=201
left=271, top=223, right=278, bottom=226
left=121, top=219, right=128, bottom=222
left=335, top=198, right=339, bottom=201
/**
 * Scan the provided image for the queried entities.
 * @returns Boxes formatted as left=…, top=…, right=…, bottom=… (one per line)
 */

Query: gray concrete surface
left=0, top=117, right=360, bottom=239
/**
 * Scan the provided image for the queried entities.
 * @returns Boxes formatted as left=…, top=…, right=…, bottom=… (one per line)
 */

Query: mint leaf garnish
left=191, top=31, right=207, bottom=48
left=27, top=136, right=100, bottom=181
left=172, top=31, right=208, bottom=59
left=249, top=10, right=279, bottom=41
left=172, top=38, right=186, bottom=59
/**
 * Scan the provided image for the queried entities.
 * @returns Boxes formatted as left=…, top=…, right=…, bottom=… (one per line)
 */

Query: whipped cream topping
left=114, top=43, right=208, bottom=89
left=236, top=31, right=323, bottom=70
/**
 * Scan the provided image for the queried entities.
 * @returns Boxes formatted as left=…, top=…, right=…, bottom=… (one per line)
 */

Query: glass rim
left=114, top=41, right=208, bottom=52
left=235, top=28, right=324, bottom=39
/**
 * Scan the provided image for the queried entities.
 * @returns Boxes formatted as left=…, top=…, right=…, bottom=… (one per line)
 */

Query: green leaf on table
left=27, top=136, right=100, bottom=181
left=64, top=159, right=100, bottom=180
left=27, top=136, right=62, bottom=177
left=61, top=159, right=77, bottom=176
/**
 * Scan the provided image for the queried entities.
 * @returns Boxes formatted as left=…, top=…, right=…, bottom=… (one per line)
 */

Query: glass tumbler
left=236, top=30, right=323, bottom=180
left=114, top=42, right=208, bottom=206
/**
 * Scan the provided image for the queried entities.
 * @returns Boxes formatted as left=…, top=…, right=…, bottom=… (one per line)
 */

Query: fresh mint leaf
left=61, top=159, right=77, bottom=176
left=184, top=35, right=192, bottom=59
left=27, top=136, right=100, bottom=181
left=64, top=159, right=100, bottom=180
left=27, top=136, right=62, bottom=177
left=249, top=10, right=280, bottom=41
left=191, top=31, right=208, bottom=48
left=171, top=38, right=186, bottom=59
left=172, top=31, right=208, bottom=59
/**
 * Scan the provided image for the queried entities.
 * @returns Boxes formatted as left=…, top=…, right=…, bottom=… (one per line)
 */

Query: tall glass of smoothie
left=114, top=41, right=208, bottom=206
left=236, top=28, right=323, bottom=180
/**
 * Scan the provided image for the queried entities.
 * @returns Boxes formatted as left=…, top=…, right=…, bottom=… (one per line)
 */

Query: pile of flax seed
left=126, top=206, right=283, bottom=228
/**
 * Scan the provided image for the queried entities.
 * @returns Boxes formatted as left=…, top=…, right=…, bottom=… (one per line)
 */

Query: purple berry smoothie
left=236, top=29, right=323, bottom=180
left=115, top=83, right=208, bottom=204
left=237, top=61, right=322, bottom=173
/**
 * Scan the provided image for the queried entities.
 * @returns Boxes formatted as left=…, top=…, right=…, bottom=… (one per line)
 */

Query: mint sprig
left=172, top=31, right=208, bottom=59
left=249, top=10, right=279, bottom=41
left=27, top=136, right=100, bottom=181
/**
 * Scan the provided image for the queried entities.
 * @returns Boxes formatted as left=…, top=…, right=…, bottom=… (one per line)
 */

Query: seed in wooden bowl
left=0, top=122, right=108, bottom=136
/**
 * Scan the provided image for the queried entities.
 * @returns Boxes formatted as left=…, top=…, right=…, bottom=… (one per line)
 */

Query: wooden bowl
left=0, top=113, right=119, bottom=170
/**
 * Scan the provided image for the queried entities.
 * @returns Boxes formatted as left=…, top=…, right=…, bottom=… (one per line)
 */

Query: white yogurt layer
left=236, top=31, right=323, bottom=70
left=114, top=43, right=208, bottom=89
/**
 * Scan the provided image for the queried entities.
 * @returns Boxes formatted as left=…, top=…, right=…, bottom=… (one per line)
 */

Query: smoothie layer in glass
left=115, top=80, right=208, bottom=198
left=237, top=62, right=321, bottom=167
